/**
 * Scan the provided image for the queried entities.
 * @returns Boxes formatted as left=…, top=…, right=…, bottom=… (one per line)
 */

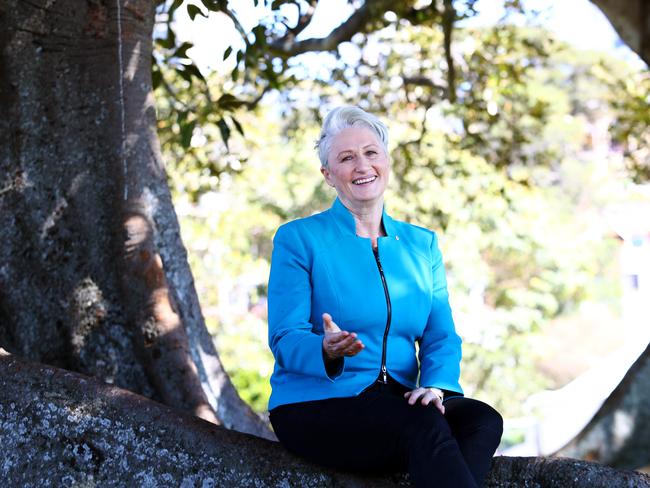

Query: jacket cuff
left=322, top=348, right=344, bottom=379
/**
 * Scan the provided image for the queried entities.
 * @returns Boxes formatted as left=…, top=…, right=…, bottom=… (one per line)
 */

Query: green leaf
left=251, top=25, right=266, bottom=45
left=173, top=42, right=194, bottom=60
left=183, top=63, right=205, bottom=81
left=176, top=66, right=193, bottom=84
left=152, top=68, right=162, bottom=90
left=217, top=118, right=231, bottom=151
left=187, top=4, right=207, bottom=20
left=156, top=28, right=176, bottom=49
left=177, top=110, right=188, bottom=124
left=223, top=46, right=233, bottom=61
left=200, top=0, right=224, bottom=11
left=217, top=93, right=245, bottom=110
left=230, top=116, right=245, bottom=137
left=180, top=120, right=197, bottom=148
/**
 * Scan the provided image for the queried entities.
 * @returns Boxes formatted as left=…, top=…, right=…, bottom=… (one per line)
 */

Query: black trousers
left=270, top=378, right=503, bottom=488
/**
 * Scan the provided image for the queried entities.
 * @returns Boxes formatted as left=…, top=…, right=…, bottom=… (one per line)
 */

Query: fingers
left=433, top=396, right=445, bottom=415
left=322, top=313, right=341, bottom=333
left=323, top=332, right=365, bottom=359
left=404, top=388, right=445, bottom=414
left=341, top=336, right=364, bottom=356
left=326, top=330, right=352, bottom=345
left=322, top=313, right=365, bottom=359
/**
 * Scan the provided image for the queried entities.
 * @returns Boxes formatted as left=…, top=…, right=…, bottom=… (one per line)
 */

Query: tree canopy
left=150, top=1, right=649, bottom=422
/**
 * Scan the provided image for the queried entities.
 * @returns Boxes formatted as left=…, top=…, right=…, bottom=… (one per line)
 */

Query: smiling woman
left=266, top=106, right=503, bottom=487
left=320, top=125, right=390, bottom=226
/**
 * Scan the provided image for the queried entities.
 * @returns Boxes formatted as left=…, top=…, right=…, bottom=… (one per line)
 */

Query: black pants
left=270, top=379, right=503, bottom=488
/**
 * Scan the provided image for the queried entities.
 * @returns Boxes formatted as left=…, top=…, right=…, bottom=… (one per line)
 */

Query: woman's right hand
left=322, top=313, right=365, bottom=360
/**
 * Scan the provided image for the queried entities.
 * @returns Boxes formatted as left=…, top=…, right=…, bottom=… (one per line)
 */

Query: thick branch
left=589, top=0, right=650, bottom=66
left=555, top=343, right=650, bottom=470
left=485, top=456, right=650, bottom=487
left=2, top=350, right=649, bottom=487
left=0, top=349, right=400, bottom=487
left=268, top=0, right=425, bottom=57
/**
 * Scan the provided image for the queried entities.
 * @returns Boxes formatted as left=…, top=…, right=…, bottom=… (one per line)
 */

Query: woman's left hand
left=404, top=387, right=445, bottom=415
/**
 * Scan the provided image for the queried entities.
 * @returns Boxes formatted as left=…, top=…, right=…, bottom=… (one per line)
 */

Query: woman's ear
left=320, top=166, right=334, bottom=187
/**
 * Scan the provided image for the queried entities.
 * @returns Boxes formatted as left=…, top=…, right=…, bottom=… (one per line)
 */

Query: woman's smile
left=352, top=175, right=377, bottom=185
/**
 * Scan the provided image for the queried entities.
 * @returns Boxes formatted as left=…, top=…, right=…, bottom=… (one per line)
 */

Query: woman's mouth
left=352, top=176, right=377, bottom=185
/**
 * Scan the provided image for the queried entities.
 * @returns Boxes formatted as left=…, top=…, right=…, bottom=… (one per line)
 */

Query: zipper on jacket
left=373, top=245, right=392, bottom=384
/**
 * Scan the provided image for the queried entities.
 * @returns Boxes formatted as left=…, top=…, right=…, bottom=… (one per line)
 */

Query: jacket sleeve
left=267, top=223, right=342, bottom=380
left=418, top=232, right=463, bottom=394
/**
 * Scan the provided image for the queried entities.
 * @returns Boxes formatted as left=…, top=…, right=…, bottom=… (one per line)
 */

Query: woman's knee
left=445, top=398, right=503, bottom=439
left=472, top=400, right=503, bottom=434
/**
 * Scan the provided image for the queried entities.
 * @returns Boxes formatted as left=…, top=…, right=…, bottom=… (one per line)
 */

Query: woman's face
left=321, top=126, right=390, bottom=209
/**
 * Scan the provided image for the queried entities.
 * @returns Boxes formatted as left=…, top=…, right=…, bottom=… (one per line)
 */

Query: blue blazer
left=267, top=198, right=463, bottom=410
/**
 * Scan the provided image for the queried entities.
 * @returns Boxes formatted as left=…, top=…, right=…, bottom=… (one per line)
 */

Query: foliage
left=603, top=70, right=650, bottom=182
left=155, top=2, right=648, bottom=417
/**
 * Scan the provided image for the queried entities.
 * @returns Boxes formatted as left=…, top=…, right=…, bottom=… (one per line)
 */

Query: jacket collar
left=330, top=197, right=396, bottom=237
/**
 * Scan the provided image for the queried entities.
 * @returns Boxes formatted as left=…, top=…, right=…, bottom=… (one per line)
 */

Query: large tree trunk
left=2, top=350, right=649, bottom=487
left=555, top=343, right=650, bottom=470
left=0, top=0, right=271, bottom=439
left=590, top=0, right=650, bottom=66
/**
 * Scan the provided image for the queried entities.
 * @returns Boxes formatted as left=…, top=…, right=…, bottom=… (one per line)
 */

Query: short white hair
left=315, top=106, right=389, bottom=167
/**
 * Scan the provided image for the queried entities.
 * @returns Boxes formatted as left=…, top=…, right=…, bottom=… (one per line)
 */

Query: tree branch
left=268, top=0, right=417, bottom=57
left=222, top=4, right=251, bottom=48
left=287, top=0, right=319, bottom=39
left=2, top=349, right=650, bottom=487
left=442, top=0, right=457, bottom=103
left=589, top=0, right=650, bottom=67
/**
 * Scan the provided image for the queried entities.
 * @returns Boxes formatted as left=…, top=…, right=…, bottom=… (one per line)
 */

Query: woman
left=267, top=106, right=502, bottom=487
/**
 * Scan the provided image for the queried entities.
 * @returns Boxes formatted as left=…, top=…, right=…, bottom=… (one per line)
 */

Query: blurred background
left=153, top=0, right=649, bottom=462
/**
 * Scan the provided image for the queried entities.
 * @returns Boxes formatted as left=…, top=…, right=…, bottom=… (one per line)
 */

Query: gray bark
left=2, top=350, right=649, bottom=488
left=590, top=0, right=650, bottom=66
left=555, top=343, right=650, bottom=470
left=0, top=0, right=271, bottom=439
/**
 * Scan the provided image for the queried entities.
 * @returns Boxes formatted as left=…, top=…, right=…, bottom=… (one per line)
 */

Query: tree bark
left=555, top=343, right=650, bottom=470
left=2, top=350, right=649, bottom=488
left=590, top=0, right=650, bottom=66
left=0, top=0, right=271, bottom=439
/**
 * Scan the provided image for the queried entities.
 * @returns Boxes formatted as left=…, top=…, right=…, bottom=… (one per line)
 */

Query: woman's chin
left=348, top=185, right=385, bottom=201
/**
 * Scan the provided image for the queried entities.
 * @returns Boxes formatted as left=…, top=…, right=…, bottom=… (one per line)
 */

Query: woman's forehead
left=331, top=126, right=380, bottom=151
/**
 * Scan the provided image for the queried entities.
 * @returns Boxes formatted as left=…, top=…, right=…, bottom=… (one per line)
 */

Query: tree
left=0, top=0, right=271, bottom=439
left=1, top=0, right=649, bottom=484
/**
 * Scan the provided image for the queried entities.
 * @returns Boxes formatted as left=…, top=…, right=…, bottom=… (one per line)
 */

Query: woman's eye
left=341, top=155, right=353, bottom=161
left=366, top=150, right=377, bottom=156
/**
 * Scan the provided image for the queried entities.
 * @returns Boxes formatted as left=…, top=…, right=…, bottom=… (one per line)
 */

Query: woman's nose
left=354, top=155, right=372, bottom=172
